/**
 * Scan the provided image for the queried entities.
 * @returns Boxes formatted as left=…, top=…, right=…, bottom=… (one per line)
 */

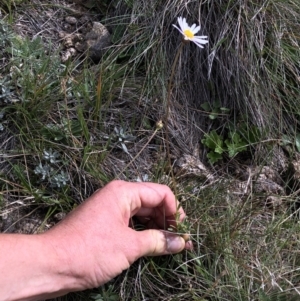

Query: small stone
left=292, top=155, right=300, bottom=180
left=54, top=212, right=67, bottom=221
left=65, top=16, right=78, bottom=25
left=64, top=36, right=74, bottom=48
left=175, top=154, right=214, bottom=180
left=61, top=48, right=77, bottom=62
left=58, top=31, right=67, bottom=38
left=78, top=15, right=90, bottom=25
left=69, top=47, right=77, bottom=55
left=74, top=33, right=84, bottom=41
left=84, top=22, right=111, bottom=62
left=63, top=23, right=72, bottom=30
left=75, top=42, right=85, bottom=52
left=266, top=196, right=283, bottom=208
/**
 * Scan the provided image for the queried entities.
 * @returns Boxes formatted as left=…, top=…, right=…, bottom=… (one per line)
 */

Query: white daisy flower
left=173, top=16, right=208, bottom=48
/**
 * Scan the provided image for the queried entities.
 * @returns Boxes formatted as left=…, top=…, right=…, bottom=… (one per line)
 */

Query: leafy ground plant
left=1, top=0, right=300, bottom=300
left=201, top=124, right=262, bottom=164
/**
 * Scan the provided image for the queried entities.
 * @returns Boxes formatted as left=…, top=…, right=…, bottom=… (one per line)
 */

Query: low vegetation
left=0, top=0, right=300, bottom=300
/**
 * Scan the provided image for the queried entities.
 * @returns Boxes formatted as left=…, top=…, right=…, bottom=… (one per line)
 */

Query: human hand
left=45, top=180, right=191, bottom=292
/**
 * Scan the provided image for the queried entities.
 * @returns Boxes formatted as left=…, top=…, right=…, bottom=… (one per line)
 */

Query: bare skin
left=0, top=180, right=191, bottom=301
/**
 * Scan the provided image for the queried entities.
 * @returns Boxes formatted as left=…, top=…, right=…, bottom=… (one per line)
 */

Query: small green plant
left=6, top=35, right=64, bottom=103
left=281, top=132, right=300, bottom=153
left=41, top=119, right=83, bottom=143
left=90, top=285, right=119, bottom=301
left=201, top=101, right=230, bottom=120
left=34, top=149, right=69, bottom=188
left=0, top=19, right=13, bottom=54
left=101, top=126, right=137, bottom=155
left=112, top=126, right=136, bottom=154
left=225, top=131, right=248, bottom=158
left=201, top=124, right=261, bottom=164
left=201, top=130, right=225, bottom=164
left=167, top=213, right=192, bottom=242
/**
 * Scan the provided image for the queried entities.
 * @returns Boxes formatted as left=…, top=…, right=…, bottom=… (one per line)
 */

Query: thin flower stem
left=164, top=41, right=184, bottom=195
left=166, top=42, right=185, bottom=119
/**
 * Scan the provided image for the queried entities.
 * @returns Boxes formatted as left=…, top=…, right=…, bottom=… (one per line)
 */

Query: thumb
left=135, top=229, right=185, bottom=257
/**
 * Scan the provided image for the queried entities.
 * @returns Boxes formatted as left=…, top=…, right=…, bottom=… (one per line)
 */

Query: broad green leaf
left=200, top=102, right=211, bottom=111
left=207, top=151, right=222, bottom=164
left=201, top=130, right=224, bottom=153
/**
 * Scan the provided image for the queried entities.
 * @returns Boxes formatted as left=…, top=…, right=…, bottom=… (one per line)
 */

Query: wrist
left=35, top=231, right=88, bottom=298
left=0, top=232, right=86, bottom=301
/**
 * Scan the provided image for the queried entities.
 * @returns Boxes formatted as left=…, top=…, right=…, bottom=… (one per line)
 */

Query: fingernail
left=166, top=235, right=185, bottom=253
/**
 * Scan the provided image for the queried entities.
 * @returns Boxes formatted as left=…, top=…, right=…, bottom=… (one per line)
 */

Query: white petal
left=193, top=40, right=209, bottom=45
left=193, top=42, right=204, bottom=48
left=190, top=24, right=197, bottom=31
left=193, top=36, right=208, bottom=42
left=177, top=17, right=184, bottom=30
left=191, top=37, right=208, bottom=44
left=192, top=25, right=201, bottom=34
left=172, top=24, right=185, bottom=36
left=182, top=17, right=189, bottom=30
left=191, top=40, right=205, bottom=48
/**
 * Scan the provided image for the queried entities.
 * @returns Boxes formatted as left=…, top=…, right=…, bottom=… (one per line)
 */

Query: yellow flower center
left=183, top=29, right=194, bottom=39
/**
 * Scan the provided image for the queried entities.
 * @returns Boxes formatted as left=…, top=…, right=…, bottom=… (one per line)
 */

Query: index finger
left=128, top=182, right=186, bottom=222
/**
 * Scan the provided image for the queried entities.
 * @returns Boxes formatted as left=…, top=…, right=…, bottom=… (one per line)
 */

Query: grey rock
left=65, top=16, right=78, bottom=25
left=85, top=22, right=111, bottom=62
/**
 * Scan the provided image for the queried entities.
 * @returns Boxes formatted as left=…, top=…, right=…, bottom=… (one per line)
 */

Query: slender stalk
left=164, top=41, right=185, bottom=192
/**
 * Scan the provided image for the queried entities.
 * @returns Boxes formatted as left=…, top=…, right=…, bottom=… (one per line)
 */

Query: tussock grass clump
left=100, top=0, right=300, bottom=164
